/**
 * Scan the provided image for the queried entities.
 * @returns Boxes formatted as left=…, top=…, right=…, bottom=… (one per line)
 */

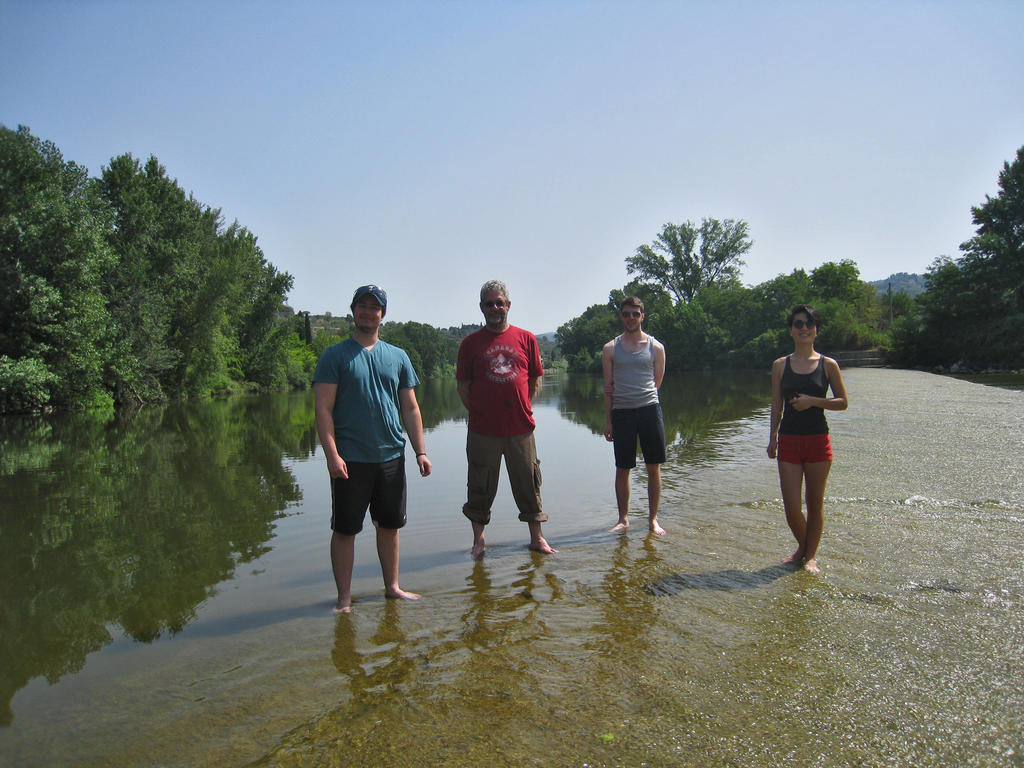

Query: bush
left=0, top=356, right=59, bottom=412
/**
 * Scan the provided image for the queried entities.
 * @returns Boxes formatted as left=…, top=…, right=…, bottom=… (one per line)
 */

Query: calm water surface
left=1, top=369, right=1022, bottom=767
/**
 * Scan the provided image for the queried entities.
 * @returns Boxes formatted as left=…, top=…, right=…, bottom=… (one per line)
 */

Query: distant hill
left=870, top=272, right=926, bottom=297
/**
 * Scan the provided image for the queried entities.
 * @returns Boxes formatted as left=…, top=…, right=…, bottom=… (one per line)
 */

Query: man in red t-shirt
left=456, top=280, right=558, bottom=558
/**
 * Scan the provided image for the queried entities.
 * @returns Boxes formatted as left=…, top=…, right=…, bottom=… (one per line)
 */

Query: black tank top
left=779, top=355, right=829, bottom=435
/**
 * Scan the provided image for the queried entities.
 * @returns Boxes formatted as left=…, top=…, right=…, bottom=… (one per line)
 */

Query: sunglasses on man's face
left=792, top=319, right=815, bottom=329
left=482, top=300, right=507, bottom=309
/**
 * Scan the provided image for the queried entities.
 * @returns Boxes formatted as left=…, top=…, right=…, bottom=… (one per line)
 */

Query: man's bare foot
left=649, top=519, right=665, bottom=536
left=782, top=548, right=804, bottom=565
left=529, top=536, right=558, bottom=554
left=385, top=588, right=421, bottom=601
left=609, top=520, right=629, bottom=533
left=802, top=558, right=820, bottom=574
left=333, top=597, right=352, bottom=614
left=471, top=522, right=486, bottom=559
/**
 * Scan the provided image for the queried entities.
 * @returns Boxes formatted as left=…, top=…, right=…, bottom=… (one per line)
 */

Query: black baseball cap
left=351, top=284, right=387, bottom=308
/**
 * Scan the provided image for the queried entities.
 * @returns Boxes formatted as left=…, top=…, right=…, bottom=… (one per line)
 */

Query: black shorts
left=330, top=457, right=407, bottom=535
left=612, top=403, right=667, bottom=469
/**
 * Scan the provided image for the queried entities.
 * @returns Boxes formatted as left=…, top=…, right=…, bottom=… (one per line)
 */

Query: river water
left=1, top=369, right=1022, bottom=767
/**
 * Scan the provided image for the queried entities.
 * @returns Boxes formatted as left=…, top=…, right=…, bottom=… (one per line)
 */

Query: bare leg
left=376, top=527, right=420, bottom=600
left=528, top=521, right=558, bottom=554
left=800, top=461, right=831, bottom=573
left=471, top=521, right=486, bottom=559
left=331, top=531, right=356, bottom=613
left=609, top=467, right=631, bottom=532
left=646, top=463, right=665, bottom=535
left=778, top=461, right=807, bottom=564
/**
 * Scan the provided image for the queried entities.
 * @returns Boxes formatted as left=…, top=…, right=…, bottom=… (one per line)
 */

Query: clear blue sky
left=3, top=0, right=1022, bottom=333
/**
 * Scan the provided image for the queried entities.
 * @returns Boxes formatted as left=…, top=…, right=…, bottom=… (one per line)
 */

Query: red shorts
left=777, top=433, right=833, bottom=464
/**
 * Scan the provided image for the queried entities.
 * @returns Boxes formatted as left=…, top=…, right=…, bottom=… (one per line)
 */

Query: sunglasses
left=482, top=300, right=507, bottom=309
left=792, top=319, right=816, bottom=329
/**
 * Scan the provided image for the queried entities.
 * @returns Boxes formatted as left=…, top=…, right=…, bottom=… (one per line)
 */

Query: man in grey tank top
left=602, top=296, right=667, bottom=535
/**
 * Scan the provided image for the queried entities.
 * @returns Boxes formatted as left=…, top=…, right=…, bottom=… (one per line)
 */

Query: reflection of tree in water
left=415, top=376, right=468, bottom=430
left=556, top=371, right=770, bottom=463
left=0, top=391, right=311, bottom=724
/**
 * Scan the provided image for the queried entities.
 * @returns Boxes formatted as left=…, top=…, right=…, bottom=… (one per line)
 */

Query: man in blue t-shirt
left=313, top=284, right=432, bottom=613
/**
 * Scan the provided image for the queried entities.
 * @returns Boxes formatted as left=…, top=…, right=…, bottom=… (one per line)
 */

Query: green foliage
left=311, top=329, right=344, bottom=359
left=536, top=334, right=561, bottom=368
left=0, top=356, right=60, bottom=412
left=281, top=313, right=318, bottom=388
left=896, top=146, right=1024, bottom=369
left=556, top=300, right=621, bottom=373
left=97, top=155, right=295, bottom=401
left=0, top=125, right=116, bottom=411
left=811, top=259, right=862, bottom=304
left=961, top=146, right=1024, bottom=310
left=560, top=144, right=1024, bottom=373
left=814, top=298, right=887, bottom=352
left=284, top=333, right=318, bottom=389
left=1, top=126, right=301, bottom=413
left=560, top=220, right=896, bottom=372
left=380, top=320, right=459, bottom=378
left=308, top=312, right=353, bottom=340
left=626, top=218, right=752, bottom=304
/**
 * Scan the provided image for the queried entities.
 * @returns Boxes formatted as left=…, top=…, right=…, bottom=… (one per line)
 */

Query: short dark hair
left=620, top=296, right=644, bottom=312
left=787, top=304, right=821, bottom=328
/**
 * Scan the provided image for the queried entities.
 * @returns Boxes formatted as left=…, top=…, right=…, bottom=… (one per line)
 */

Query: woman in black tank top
left=767, top=304, right=848, bottom=573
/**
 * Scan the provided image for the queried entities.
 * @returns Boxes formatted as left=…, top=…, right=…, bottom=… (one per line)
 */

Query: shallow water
left=1, top=369, right=1022, bottom=767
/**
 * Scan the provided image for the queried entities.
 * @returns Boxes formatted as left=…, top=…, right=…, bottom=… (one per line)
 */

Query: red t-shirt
left=456, top=325, right=544, bottom=436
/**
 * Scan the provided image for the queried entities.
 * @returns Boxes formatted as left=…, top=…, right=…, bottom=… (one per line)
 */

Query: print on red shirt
left=485, top=344, right=520, bottom=384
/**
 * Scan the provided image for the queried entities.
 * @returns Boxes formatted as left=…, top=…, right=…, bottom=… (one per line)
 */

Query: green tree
left=98, top=155, right=294, bottom=401
left=555, top=299, right=621, bottom=373
left=0, top=125, right=115, bottom=412
left=312, top=329, right=344, bottom=359
left=913, top=257, right=971, bottom=366
left=902, top=146, right=1024, bottom=368
left=626, top=218, right=752, bottom=304
left=960, top=146, right=1024, bottom=314
left=810, top=259, right=862, bottom=304
left=957, top=145, right=1024, bottom=366
left=380, top=321, right=455, bottom=378
left=228, top=227, right=295, bottom=389
left=98, top=154, right=207, bottom=401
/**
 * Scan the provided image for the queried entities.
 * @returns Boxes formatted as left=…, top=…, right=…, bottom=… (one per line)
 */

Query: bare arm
left=823, top=358, right=849, bottom=410
left=314, top=381, right=348, bottom=479
left=528, top=376, right=541, bottom=401
left=652, top=339, right=666, bottom=389
left=457, top=379, right=472, bottom=410
left=602, top=340, right=615, bottom=441
left=399, top=387, right=432, bottom=477
left=767, top=357, right=785, bottom=459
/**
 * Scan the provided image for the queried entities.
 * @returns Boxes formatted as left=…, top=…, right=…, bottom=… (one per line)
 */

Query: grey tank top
left=612, top=336, right=660, bottom=409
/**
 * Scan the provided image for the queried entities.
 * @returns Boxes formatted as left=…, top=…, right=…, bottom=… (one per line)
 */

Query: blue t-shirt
left=312, top=338, right=420, bottom=463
